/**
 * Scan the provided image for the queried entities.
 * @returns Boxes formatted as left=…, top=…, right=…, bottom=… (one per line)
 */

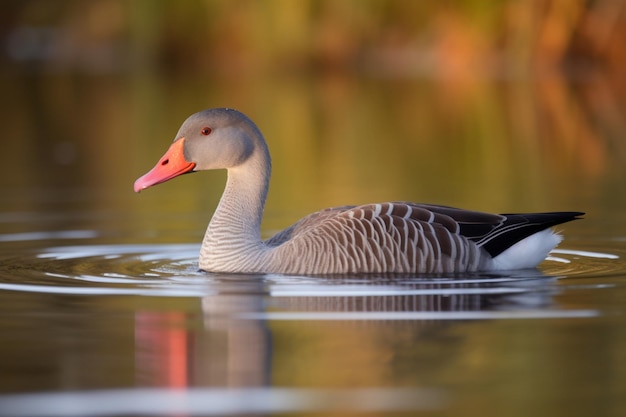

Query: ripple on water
left=0, top=237, right=623, bottom=319
left=0, top=243, right=202, bottom=296
left=545, top=246, right=622, bottom=278
left=0, top=387, right=445, bottom=417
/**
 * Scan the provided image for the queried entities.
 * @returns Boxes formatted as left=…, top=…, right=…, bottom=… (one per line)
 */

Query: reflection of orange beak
left=134, top=138, right=196, bottom=192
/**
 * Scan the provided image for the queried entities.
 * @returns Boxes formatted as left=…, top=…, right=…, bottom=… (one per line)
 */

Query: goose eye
left=201, top=127, right=212, bottom=136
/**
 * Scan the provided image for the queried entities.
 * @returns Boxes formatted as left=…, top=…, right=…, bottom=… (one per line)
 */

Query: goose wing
left=266, top=202, right=496, bottom=273
left=410, top=204, right=583, bottom=256
left=266, top=202, right=582, bottom=274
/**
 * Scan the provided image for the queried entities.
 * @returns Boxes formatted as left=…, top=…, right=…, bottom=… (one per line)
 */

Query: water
left=1, top=185, right=625, bottom=416
left=3, top=23, right=626, bottom=417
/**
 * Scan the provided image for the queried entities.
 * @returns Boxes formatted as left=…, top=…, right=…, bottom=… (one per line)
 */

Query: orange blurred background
left=1, top=0, right=624, bottom=235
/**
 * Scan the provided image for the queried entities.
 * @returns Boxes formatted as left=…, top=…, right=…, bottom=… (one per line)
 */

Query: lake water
left=1, top=69, right=626, bottom=417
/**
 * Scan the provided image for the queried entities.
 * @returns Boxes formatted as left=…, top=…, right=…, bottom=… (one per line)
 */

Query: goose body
left=134, top=108, right=582, bottom=275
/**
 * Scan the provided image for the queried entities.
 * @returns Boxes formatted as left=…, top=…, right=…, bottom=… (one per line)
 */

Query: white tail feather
left=490, top=229, right=562, bottom=270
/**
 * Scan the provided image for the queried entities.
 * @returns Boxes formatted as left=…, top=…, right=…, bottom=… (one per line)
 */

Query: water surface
left=1, top=185, right=625, bottom=416
left=2, top=19, right=626, bottom=415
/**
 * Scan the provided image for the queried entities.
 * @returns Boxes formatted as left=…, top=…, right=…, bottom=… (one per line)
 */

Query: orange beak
left=134, top=138, right=196, bottom=192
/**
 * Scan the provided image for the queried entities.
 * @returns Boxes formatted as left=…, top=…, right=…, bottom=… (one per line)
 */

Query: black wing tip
left=552, top=211, right=585, bottom=217
left=501, top=211, right=585, bottom=223
left=571, top=212, right=585, bottom=221
left=548, top=211, right=585, bottom=223
left=480, top=211, right=585, bottom=258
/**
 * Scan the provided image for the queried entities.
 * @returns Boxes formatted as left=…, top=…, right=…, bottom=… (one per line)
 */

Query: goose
left=134, top=108, right=583, bottom=275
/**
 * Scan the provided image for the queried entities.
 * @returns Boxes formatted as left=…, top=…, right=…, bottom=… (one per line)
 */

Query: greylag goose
left=134, top=108, right=583, bottom=275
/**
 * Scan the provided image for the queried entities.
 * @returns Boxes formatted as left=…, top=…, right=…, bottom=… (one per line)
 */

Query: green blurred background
left=1, top=3, right=626, bottom=414
left=1, top=0, right=625, bottom=237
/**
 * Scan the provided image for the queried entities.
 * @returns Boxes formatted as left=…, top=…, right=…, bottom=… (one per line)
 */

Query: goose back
left=264, top=203, right=581, bottom=275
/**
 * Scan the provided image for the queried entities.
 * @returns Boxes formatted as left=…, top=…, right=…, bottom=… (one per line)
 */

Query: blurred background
left=1, top=3, right=626, bottom=414
left=1, top=0, right=625, bottom=240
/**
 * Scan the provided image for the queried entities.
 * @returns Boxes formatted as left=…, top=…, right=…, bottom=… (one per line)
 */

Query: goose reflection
left=134, top=270, right=560, bottom=389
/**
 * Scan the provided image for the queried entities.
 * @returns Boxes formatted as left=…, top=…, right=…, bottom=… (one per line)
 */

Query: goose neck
left=207, top=149, right=271, bottom=246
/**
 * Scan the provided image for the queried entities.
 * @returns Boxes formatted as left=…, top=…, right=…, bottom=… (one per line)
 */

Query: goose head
left=134, top=108, right=263, bottom=192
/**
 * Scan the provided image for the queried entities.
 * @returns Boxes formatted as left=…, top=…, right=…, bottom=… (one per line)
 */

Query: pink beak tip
left=133, top=177, right=149, bottom=193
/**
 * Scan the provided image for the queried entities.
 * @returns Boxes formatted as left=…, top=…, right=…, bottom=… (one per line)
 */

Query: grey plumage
left=264, top=203, right=579, bottom=274
left=134, top=108, right=583, bottom=275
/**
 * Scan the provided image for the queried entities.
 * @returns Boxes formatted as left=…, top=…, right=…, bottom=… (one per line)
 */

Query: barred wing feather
left=267, top=203, right=582, bottom=275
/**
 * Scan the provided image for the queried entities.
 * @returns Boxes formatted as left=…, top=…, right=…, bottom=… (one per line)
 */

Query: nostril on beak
left=161, top=159, right=169, bottom=166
